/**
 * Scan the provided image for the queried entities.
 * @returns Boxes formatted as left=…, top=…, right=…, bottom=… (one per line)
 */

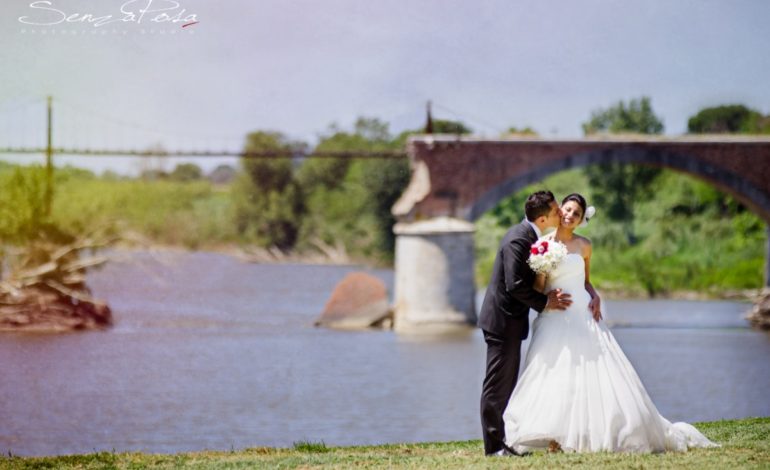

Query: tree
left=0, top=165, right=77, bottom=263
left=297, top=118, right=409, bottom=262
left=139, top=169, right=167, bottom=181
left=503, top=126, right=537, bottom=136
left=429, top=119, right=473, bottom=135
left=169, top=163, right=203, bottom=182
left=361, top=154, right=410, bottom=258
left=687, top=104, right=770, bottom=134
left=208, top=164, right=236, bottom=185
left=0, top=166, right=48, bottom=244
left=232, top=131, right=306, bottom=251
left=135, top=142, right=169, bottom=179
left=296, top=118, right=397, bottom=192
left=583, top=97, right=663, bottom=135
left=586, top=163, right=660, bottom=229
left=581, top=97, right=664, bottom=243
left=685, top=104, right=770, bottom=218
left=393, top=119, right=472, bottom=148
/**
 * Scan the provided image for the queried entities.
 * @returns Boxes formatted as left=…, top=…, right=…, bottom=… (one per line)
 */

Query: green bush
left=475, top=168, right=767, bottom=295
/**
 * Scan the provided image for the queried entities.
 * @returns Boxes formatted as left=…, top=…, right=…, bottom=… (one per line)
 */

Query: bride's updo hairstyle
left=525, top=190, right=556, bottom=222
left=562, top=193, right=587, bottom=221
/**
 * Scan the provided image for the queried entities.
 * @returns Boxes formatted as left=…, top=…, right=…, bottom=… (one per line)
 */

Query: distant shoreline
left=106, top=243, right=760, bottom=303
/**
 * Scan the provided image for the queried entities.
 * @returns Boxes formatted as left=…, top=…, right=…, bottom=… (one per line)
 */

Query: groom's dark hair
left=525, top=190, right=556, bottom=221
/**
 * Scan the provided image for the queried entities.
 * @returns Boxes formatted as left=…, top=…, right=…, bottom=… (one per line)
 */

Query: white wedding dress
left=503, top=252, right=719, bottom=453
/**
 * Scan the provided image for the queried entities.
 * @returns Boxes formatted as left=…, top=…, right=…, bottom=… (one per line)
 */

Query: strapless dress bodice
left=544, top=253, right=589, bottom=307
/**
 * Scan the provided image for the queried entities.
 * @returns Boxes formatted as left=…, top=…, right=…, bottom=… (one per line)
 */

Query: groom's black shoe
left=502, top=443, right=526, bottom=456
left=487, top=449, right=510, bottom=457
left=487, top=443, right=525, bottom=457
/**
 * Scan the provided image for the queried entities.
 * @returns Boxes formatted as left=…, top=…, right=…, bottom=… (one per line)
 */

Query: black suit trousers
left=480, top=329, right=522, bottom=455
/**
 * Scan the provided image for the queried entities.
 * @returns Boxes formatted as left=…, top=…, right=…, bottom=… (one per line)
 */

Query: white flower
left=527, top=238, right=568, bottom=275
left=579, top=206, right=596, bottom=228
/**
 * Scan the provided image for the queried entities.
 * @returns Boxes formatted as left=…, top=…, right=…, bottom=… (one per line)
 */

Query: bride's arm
left=583, top=241, right=602, bottom=321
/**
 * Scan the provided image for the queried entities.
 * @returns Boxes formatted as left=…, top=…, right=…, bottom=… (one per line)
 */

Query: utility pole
left=425, top=100, right=433, bottom=134
left=45, top=95, right=53, bottom=216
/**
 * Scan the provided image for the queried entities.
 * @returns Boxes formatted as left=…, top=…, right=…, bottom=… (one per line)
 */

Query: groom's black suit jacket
left=478, top=221, right=548, bottom=339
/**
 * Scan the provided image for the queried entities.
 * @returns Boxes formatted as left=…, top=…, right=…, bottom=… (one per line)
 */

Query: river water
left=1, top=251, right=768, bottom=456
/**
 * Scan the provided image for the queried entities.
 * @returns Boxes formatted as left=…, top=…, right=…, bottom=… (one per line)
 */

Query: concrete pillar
left=393, top=217, right=477, bottom=334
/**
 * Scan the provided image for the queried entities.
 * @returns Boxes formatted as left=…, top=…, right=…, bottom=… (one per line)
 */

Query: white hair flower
left=579, top=206, right=596, bottom=228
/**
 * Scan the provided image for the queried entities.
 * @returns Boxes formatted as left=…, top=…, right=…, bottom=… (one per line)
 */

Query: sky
left=1, top=0, right=769, bottom=175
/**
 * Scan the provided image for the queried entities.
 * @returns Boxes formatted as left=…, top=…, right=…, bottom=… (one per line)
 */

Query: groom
left=478, top=190, right=572, bottom=456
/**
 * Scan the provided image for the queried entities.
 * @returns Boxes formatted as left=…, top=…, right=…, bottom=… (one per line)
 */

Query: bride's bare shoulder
left=575, top=234, right=592, bottom=246
left=575, top=235, right=592, bottom=256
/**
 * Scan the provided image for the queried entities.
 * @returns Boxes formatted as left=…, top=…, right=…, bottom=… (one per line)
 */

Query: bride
left=502, top=193, right=719, bottom=453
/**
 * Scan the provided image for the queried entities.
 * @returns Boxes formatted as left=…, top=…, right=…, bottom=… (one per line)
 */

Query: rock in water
left=0, top=238, right=114, bottom=333
left=315, top=272, right=392, bottom=330
left=746, top=288, right=770, bottom=331
left=0, top=287, right=112, bottom=333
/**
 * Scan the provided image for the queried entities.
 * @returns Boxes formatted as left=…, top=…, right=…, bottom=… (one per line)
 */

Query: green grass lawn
left=2, top=417, right=767, bottom=469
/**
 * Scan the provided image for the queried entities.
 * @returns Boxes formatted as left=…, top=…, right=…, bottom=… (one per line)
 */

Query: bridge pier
left=393, top=217, right=477, bottom=334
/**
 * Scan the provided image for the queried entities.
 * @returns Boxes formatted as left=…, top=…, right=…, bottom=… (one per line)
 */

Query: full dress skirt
left=503, top=253, right=719, bottom=453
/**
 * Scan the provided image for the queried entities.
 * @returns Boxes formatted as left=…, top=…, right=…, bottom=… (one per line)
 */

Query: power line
left=0, top=147, right=406, bottom=159
left=431, top=101, right=505, bottom=135
left=0, top=97, right=410, bottom=159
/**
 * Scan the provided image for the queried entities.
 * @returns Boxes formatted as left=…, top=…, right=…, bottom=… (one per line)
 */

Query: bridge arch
left=469, top=146, right=770, bottom=222
left=391, top=136, right=770, bottom=333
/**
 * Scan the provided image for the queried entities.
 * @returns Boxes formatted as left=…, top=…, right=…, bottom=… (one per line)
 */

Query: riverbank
left=3, top=163, right=766, bottom=302
left=108, top=243, right=762, bottom=302
left=2, top=417, right=767, bottom=469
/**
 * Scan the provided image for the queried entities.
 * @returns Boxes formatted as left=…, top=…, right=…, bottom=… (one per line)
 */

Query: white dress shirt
left=524, top=218, right=542, bottom=238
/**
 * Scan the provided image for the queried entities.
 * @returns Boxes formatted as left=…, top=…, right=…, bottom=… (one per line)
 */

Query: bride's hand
left=589, top=296, right=602, bottom=321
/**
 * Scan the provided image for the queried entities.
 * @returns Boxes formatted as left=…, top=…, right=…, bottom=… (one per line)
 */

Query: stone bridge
left=390, top=135, right=770, bottom=333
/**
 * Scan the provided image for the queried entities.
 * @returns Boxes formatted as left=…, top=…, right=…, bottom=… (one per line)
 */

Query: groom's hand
left=545, top=289, right=572, bottom=310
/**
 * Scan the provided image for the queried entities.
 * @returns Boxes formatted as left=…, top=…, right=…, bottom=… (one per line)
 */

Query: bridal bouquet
left=527, top=239, right=568, bottom=275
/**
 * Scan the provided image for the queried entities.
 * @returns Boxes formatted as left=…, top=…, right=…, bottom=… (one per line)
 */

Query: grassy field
left=2, top=417, right=767, bottom=469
